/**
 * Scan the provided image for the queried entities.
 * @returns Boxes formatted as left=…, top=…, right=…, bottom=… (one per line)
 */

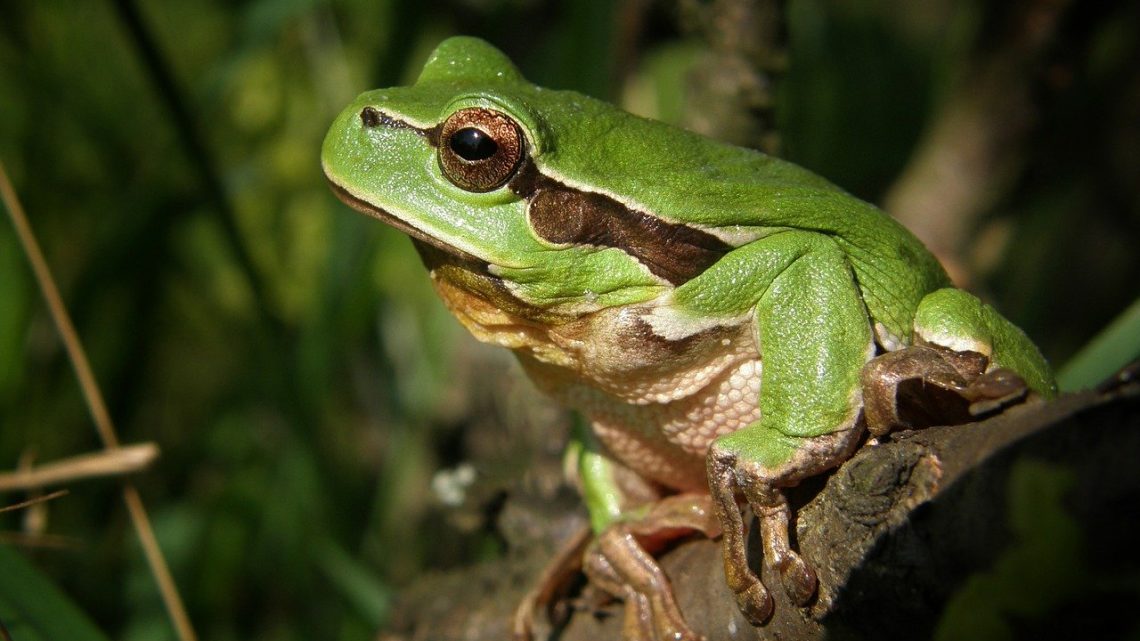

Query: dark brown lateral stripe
left=509, top=160, right=731, bottom=286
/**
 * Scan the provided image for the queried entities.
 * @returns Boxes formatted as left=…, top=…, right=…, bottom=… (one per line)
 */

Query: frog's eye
left=438, top=108, right=524, bottom=192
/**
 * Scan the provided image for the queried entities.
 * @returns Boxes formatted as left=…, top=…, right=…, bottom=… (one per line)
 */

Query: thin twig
left=0, top=489, right=70, bottom=514
left=0, top=444, right=159, bottom=492
left=0, top=161, right=199, bottom=641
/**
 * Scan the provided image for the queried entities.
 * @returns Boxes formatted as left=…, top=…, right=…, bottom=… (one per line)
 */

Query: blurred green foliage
left=0, top=0, right=1136, bottom=640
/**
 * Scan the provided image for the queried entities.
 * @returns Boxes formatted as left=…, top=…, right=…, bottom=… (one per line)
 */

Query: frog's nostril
left=360, top=107, right=382, bottom=128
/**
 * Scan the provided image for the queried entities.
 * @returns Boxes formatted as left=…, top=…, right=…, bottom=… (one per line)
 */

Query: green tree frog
left=322, top=37, right=1056, bottom=641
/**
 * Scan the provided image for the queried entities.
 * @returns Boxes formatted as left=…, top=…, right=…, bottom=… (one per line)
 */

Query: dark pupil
left=449, top=127, right=498, bottom=161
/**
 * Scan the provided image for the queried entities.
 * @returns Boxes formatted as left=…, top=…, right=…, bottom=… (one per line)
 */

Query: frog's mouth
left=326, top=180, right=490, bottom=273
left=326, top=178, right=569, bottom=326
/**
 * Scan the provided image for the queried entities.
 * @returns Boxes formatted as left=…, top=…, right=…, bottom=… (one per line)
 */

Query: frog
left=321, top=36, right=1056, bottom=641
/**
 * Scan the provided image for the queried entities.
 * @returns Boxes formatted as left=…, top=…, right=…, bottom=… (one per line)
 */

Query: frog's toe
left=734, top=580, right=774, bottom=625
left=777, top=554, right=818, bottom=606
left=619, top=591, right=655, bottom=641
left=963, top=367, right=1028, bottom=415
left=647, top=593, right=708, bottom=641
left=616, top=580, right=707, bottom=641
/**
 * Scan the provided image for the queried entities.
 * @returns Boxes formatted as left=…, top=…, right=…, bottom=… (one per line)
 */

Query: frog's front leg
left=704, top=233, right=873, bottom=622
left=707, top=425, right=866, bottom=622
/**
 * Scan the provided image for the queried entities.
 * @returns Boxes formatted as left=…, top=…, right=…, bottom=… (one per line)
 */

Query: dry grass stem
left=0, top=160, right=199, bottom=641
left=0, top=444, right=160, bottom=492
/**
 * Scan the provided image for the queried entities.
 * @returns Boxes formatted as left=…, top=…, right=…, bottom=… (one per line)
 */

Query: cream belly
left=521, top=351, right=762, bottom=492
left=427, top=272, right=763, bottom=492
left=513, top=303, right=763, bottom=493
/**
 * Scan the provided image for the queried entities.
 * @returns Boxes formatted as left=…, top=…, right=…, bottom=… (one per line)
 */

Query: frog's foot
left=861, top=343, right=1028, bottom=437
left=581, top=494, right=720, bottom=641
left=585, top=530, right=701, bottom=641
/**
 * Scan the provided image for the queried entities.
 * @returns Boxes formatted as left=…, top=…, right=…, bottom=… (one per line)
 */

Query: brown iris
left=437, top=108, right=524, bottom=192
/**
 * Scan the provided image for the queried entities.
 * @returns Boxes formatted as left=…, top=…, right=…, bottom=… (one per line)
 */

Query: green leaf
left=0, top=545, right=112, bottom=641
left=1058, top=296, right=1140, bottom=391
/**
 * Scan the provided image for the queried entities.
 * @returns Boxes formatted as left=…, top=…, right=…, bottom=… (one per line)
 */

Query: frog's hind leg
left=582, top=494, right=722, bottom=641
left=913, top=288, right=1054, bottom=396
left=862, top=287, right=1055, bottom=436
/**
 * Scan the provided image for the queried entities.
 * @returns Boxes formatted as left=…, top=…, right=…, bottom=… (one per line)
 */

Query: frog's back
left=528, top=88, right=951, bottom=341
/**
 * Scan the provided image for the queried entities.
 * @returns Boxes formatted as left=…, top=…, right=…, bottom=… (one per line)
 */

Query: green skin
left=323, top=37, right=1055, bottom=638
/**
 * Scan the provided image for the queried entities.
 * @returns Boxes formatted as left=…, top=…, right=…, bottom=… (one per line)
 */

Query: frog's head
left=322, top=37, right=729, bottom=319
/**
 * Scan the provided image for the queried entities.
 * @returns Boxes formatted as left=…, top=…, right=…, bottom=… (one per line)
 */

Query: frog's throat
left=414, top=240, right=574, bottom=329
left=327, top=180, right=487, bottom=269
